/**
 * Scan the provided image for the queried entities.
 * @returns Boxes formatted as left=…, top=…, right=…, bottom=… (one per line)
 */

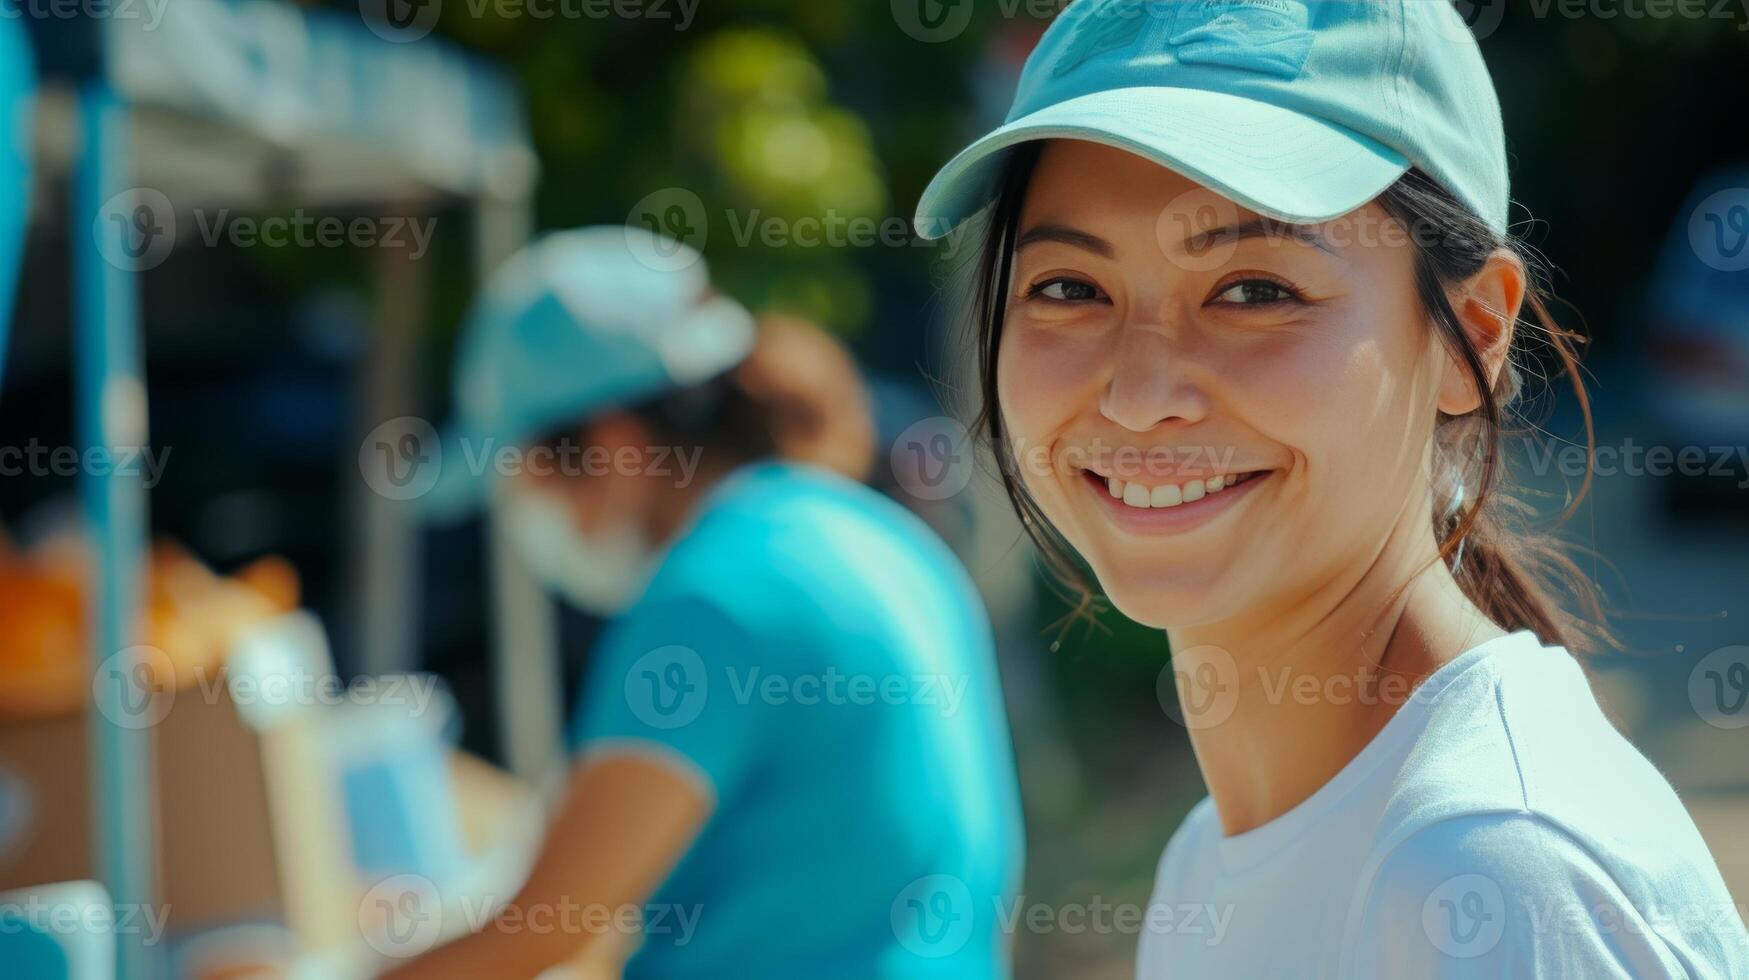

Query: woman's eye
left=1029, top=278, right=1103, bottom=303
left=1212, top=279, right=1297, bottom=306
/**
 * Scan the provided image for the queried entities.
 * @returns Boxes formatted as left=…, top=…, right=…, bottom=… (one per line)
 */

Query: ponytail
left=1390, top=168, right=1612, bottom=655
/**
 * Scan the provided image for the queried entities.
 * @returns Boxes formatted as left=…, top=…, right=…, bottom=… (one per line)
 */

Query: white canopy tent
left=22, top=2, right=561, bottom=973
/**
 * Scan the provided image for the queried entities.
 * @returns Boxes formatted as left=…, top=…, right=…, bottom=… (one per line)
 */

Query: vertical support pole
left=352, top=204, right=427, bottom=679
left=73, top=80, right=155, bottom=980
left=0, top=19, right=32, bottom=383
left=474, top=193, right=561, bottom=784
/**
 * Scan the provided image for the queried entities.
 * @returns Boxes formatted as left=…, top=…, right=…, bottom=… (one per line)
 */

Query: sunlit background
left=0, top=0, right=1746, bottom=976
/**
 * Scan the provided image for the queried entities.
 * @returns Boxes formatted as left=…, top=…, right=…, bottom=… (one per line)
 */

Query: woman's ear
left=1438, top=248, right=1525, bottom=415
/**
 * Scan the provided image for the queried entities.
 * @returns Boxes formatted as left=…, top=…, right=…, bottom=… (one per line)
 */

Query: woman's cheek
left=1250, top=324, right=1405, bottom=554
left=998, top=324, right=1060, bottom=430
left=998, top=323, right=1101, bottom=495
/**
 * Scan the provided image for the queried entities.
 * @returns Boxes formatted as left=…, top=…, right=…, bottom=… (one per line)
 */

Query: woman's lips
left=1079, top=467, right=1272, bottom=534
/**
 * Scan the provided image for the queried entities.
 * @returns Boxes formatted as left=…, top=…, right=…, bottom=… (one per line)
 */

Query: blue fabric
left=0, top=20, right=33, bottom=362
left=916, top=0, right=1512, bottom=240
left=423, top=226, right=755, bottom=523
left=570, top=462, right=1023, bottom=979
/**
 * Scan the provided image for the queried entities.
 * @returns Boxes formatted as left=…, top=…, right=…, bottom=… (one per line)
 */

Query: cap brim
left=914, top=86, right=1409, bottom=240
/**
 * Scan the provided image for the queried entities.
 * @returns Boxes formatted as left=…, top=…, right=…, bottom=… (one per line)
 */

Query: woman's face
left=997, top=139, right=1450, bottom=628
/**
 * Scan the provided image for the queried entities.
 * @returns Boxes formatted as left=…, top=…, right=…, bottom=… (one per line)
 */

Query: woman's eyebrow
left=1182, top=218, right=1337, bottom=256
left=1016, top=223, right=1115, bottom=258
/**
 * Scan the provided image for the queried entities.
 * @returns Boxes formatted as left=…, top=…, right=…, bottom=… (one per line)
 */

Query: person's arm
left=376, top=750, right=710, bottom=980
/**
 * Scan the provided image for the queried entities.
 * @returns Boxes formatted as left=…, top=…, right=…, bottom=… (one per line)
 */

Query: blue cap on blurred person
left=914, top=0, right=1509, bottom=239
left=422, top=225, right=756, bottom=523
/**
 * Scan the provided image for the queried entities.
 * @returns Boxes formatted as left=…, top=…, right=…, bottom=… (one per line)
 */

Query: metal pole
left=73, top=79, right=155, bottom=980
left=0, top=19, right=31, bottom=387
left=352, top=205, right=428, bottom=680
left=474, top=194, right=562, bottom=784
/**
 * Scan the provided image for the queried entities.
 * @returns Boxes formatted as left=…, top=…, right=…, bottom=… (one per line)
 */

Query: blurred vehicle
left=1642, top=166, right=1749, bottom=513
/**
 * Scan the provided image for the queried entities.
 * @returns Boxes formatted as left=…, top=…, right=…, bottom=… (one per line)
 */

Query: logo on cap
left=1051, top=0, right=1314, bottom=82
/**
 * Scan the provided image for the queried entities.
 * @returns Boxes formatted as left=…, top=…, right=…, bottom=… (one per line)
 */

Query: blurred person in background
left=387, top=226, right=1023, bottom=979
left=912, top=0, right=1749, bottom=976
left=1642, top=165, right=1749, bottom=516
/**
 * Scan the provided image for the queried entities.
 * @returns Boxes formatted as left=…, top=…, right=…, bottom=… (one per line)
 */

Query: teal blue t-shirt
left=569, top=461, right=1024, bottom=978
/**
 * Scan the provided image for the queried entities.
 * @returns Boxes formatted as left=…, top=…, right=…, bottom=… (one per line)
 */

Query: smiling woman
left=976, top=139, right=1602, bottom=645
left=913, top=0, right=1749, bottom=977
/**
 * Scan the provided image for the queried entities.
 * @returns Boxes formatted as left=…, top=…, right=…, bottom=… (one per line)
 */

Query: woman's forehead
left=1026, top=138, right=1208, bottom=210
left=1021, top=138, right=1393, bottom=260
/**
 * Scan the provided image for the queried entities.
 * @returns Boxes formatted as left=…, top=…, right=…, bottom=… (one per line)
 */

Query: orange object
left=0, top=537, right=302, bottom=720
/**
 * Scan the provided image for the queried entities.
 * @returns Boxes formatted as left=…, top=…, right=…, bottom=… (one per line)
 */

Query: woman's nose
left=1098, top=324, right=1207, bottom=433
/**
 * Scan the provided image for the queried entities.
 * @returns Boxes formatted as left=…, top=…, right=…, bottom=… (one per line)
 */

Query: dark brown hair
left=964, top=141, right=1611, bottom=655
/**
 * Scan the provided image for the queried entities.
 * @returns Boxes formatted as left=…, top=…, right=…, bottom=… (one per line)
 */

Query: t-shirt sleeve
left=1345, top=812, right=1696, bottom=979
left=568, top=592, right=776, bottom=805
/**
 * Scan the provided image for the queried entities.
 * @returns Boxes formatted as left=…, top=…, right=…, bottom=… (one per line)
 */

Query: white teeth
left=1103, top=473, right=1249, bottom=509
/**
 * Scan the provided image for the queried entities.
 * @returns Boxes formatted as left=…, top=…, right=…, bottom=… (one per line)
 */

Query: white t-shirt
left=1137, top=629, right=1749, bottom=978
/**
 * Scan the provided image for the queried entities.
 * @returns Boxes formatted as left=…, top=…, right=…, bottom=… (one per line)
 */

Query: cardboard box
left=0, top=613, right=357, bottom=950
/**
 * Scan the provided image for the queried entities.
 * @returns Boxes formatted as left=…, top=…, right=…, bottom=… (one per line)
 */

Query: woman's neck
left=1166, top=512, right=1506, bottom=837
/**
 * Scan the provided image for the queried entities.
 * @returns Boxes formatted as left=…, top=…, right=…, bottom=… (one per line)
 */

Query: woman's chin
left=1093, top=568, right=1234, bottom=630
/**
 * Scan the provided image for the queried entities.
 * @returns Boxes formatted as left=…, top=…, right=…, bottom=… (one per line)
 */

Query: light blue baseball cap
left=914, top=0, right=1509, bottom=240
left=422, top=225, right=756, bottom=522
